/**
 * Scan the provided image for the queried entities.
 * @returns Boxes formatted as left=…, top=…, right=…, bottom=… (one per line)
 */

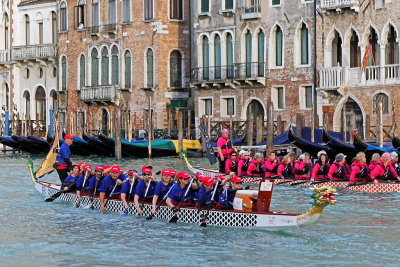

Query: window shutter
left=276, top=27, right=282, bottom=66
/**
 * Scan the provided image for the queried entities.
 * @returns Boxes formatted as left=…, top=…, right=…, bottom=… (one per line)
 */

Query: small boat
left=322, top=127, right=357, bottom=160
left=353, top=132, right=398, bottom=158
left=393, top=131, right=400, bottom=151
left=287, top=125, right=336, bottom=159
left=27, top=135, right=50, bottom=153
left=0, top=136, right=22, bottom=150
left=27, top=157, right=337, bottom=229
left=11, top=135, right=42, bottom=154
left=82, top=131, right=114, bottom=157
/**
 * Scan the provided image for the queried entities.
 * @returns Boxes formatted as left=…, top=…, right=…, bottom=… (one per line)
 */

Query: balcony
left=87, top=26, right=100, bottom=36
left=320, top=0, right=360, bottom=12
left=103, top=23, right=117, bottom=34
left=191, top=62, right=266, bottom=89
left=12, top=44, right=57, bottom=63
left=241, top=0, right=261, bottom=20
left=80, top=85, right=120, bottom=104
left=0, top=50, right=10, bottom=65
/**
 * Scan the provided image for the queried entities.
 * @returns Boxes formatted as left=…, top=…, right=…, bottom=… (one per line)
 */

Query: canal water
left=1, top=153, right=400, bottom=266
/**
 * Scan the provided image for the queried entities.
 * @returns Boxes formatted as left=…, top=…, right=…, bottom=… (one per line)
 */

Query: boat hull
left=34, top=181, right=299, bottom=229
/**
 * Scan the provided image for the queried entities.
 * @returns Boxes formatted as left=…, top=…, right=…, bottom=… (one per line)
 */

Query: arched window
left=35, top=87, right=46, bottom=121
left=122, top=0, right=130, bottom=23
left=226, top=33, right=233, bottom=78
left=300, top=23, right=309, bottom=65
left=24, top=91, right=30, bottom=117
left=92, top=0, right=99, bottom=27
left=61, top=57, right=67, bottom=90
left=202, top=36, right=209, bottom=80
left=101, top=47, right=109, bottom=85
left=25, top=15, right=30, bottom=45
left=38, top=19, right=43, bottom=44
left=124, top=51, right=131, bottom=88
left=275, top=26, right=283, bottom=67
left=91, top=48, right=99, bottom=86
left=4, top=14, right=9, bottom=49
left=111, top=46, right=119, bottom=84
left=50, top=90, right=58, bottom=112
left=79, top=55, right=86, bottom=88
left=367, top=27, right=379, bottom=66
left=145, top=48, right=154, bottom=87
left=60, top=2, right=67, bottom=31
left=214, top=35, right=221, bottom=79
left=257, top=29, right=265, bottom=76
left=51, top=12, right=57, bottom=43
left=170, top=50, right=183, bottom=87
left=331, top=30, right=342, bottom=66
left=350, top=30, right=360, bottom=67
left=373, top=93, right=389, bottom=114
left=386, top=25, right=398, bottom=65
left=245, top=30, right=252, bottom=77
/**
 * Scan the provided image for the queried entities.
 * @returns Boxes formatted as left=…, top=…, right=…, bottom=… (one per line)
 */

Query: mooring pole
left=114, top=106, right=122, bottom=160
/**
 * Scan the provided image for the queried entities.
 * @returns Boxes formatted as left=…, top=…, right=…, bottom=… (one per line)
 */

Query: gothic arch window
left=101, top=47, right=109, bottom=85
left=300, top=23, right=309, bottom=65
left=385, top=24, right=399, bottom=65
left=4, top=14, right=9, bottom=49
left=124, top=50, right=131, bottom=88
left=51, top=12, right=57, bottom=43
left=23, top=91, right=30, bottom=117
left=79, top=54, right=86, bottom=88
left=226, top=33, right=233, bottom=78
left=245, top=30, right=252, bottom=77
left=91, top=48, right=99, bottom=86
left=60, top=1, right=67, bottom=31
left=25, top=14, right=30, bottom=45
left=201, top=36, right=209, bottom=80
left=111, top=46, right=119, bottom=84
left=214, top=35, right=221, bottom=79
left=50, top=90, right=58, bottom=112
left=61, top=56, right=67, bottom=90
left=373, top=93, right=389, bottom=114
left=35, top=87, right=46, bottom=121
left=257, top=29, right=265, bottom=76
left=145, top=48, right=154, bottom=87
left=350, top=29, right=360, bottom=67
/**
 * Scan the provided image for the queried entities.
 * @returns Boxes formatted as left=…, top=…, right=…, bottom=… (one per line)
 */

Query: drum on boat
left=233, top=190, right=258, bottom=212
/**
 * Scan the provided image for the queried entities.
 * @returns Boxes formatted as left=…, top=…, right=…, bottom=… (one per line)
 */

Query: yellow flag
left=35, top=134, right=59, bottom=179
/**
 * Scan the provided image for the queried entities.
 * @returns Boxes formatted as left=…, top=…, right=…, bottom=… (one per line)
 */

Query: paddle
left=169, top=178, right=195, bottom=223
left=86, top=177, right=100, bottom=209
left=146, top=181, right=177, bottom=220
left=75, top=171, right=90, bottom=208
left=122, top=177, right=137, bottom=216
left=200, top=181, right=219, bottom=227
left=275, top=177, right=296, bottom=185
left=103, top=182, right=119, bottom=209
left=289, top=179, right=312, bottom=186
left=138, top=179, right=152, bottom=216
left=45, top=178, right=77, bottom=202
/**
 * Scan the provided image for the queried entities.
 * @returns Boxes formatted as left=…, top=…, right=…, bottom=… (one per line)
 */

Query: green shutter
left=80, top=56, right=85, bottom=88
left=226, top=33, right=233, bottom=78
left=276, top=27, right=282, bottom=66
left=258, top=31, right=265, bottom=76
left=201, top=0, right=209, bottom=12
left=62, top=60, right=67, bottom=90
left=278, top=88, right=284, bottom=109
left=225, top=0, right=233, bottom=9
left=102, top=54, right=109, bottom=85
left=147, top=49, right=153, bottom=87
left=227, top=98, right=234, bottom=115
left=112, top=55, right=119, bottom=84
left=92, top=58, right=99, bottom=86
left=214, top=35, right=221, bottom=79
left=202, top=37, right=209, bottom=80
left=272, top=0, right=280, bottom=5
left=301, top=24, right=309, bottom=65
left=305, top=86, right=312, bottom=108
left=125, top=52, right=131, bottom=88
left=246, top=31, right=252, bottom=77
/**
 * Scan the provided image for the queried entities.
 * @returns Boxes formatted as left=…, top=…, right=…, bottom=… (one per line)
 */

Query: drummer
left=370, top=152, right=399, bottom=183
left=349, top=152, right=370, bottom=185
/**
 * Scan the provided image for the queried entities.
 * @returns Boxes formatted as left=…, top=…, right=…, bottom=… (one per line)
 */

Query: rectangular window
left=305, top=86, right=312, bottom=108
left=205, top=99, right=212, bottom=115
left=144, top=0, right=153, bottom=20
left=272, top=87, right=284, bottom=110
left=108, top=0, right=116, bottom=24
left=277, top=87, right=284, bottom=109
left=74, top=5, right=86, bottom=29
left=92, top=3, right=99, bottom=26
left=227, top=98, right=234, bottom=115
left=201, top=0, right=209, bottom=13
left=225, top=0, right=233, bottom=9
left=122, top=0, right=131, bottom=23
left=77, top=111, right=86, bottom=132
left=60, top=8, right=67, bottom=31
left=272, top=0, right=280, bottom=5
left=38, top=22, right=43, bottom=44
left=170, top=0, right=183, bottom=20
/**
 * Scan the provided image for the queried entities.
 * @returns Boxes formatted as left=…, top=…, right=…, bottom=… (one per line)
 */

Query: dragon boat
left=28, top=158, right=336, bottom=229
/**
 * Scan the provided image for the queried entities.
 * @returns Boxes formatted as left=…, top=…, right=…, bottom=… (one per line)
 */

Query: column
left=380, top=41, right=386, bottom=84
left=360, top=42, right=366, bottom=84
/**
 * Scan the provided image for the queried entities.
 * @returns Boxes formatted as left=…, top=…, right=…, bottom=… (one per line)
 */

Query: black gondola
left=392, top=128, right=400, bottom=150
left=27, top=135, right=50, bottom=153
left=47, top=134, right=91, bottom=156
left=322, top=127, right=357, bottom=160
left=0, top=136, right=22, bottom=151
left=11, top=135, right=42, bottom=154
left=287, top=125, right=335, bottom=160
left=353, top=132, right=397, bottom=158
left=82, top=131, right=114, bottom=157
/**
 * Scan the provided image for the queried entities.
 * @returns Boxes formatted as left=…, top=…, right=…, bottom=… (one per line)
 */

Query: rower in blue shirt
left=197, top=177, right=221, bottom=224
left=121, top=170, right=140, bottom=211
left=134, top=166, right=157, bottom=215
left=62, top=163, right=80, bottom=192
left=217, top=176, right=244, bottom=210
left=76, top=165, right=92, bottom=203
left=100, top=166, right=124, bottom=211
left=151, top=169, right=174, bottom=215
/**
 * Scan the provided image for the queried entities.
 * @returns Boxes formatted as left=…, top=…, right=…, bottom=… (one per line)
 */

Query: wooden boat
left=393, top=130, right=400, bottom=151
left=11, top=135, right=43, bottom=154
left=322, top=127, right=357, bottom=160
left=0, top=136, right=22, bottom=150
left=27, top=157, right=337, bottom=229
left=27, top=135, right=50, bottom=153
left=353, top=132, right=398, bottom=159
left=287, top=125, right=336, bottom=159
left=82, top=131, right=114, bottom=157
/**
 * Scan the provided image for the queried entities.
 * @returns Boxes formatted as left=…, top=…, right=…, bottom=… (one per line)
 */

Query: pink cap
left=222, top=129, right=229, bottom=133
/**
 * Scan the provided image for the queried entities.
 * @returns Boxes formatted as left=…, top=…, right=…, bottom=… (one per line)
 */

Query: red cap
left=110, top=166, right=120, bottom=173
left=162, top=169, right=170, bottom=175
left=142, top=168, right=152, bottom=174
left=142, top=165, right=153, bottom=173
left=64, top=134, right=74, bottom=140
left=203, top=177, right=216, bottom=187
left=231, top=176, right=243, bottom=183
left=78, top=162, right=85, bottom=167
left=198, top=176, right=205, bottom=182
left=216, top=174, right=225, bottom=179
left=195, top=173, right=202, bottom=178
left=177, top=171, right=190, bottom=180
left=103, top=164, right=111, bottom=170
left=72, top=163, right=80, bottom=169
left=95, top=166, right=103, bottom=172
left=128, top=170, right=137, bottom=175
left=84, top=165, right=92, bottom=171
left=120, top=168, right=123, bottom=173
left=169, top=169, right=176, bottom=176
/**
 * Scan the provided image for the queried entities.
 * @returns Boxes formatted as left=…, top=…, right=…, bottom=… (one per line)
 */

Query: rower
left=311, top=150, right=330, bottom=181
left=76, top=165, right=92, bottom=202
left=390, top=152, right=400, bottom=176
left=166, top=171, right=201, bottom=215
left=103, top=164, right=111, bottom=176
left=134, top=167, right=157, bottom=215
left=371, top=152, right=400, bottom=184
left=62, top=163, right=80, bottom=192
left=294, top=154, right=310, bottom=180
left=247, top=153, right=264, bottom=177
left=349, top=152, right=370, bottom=185
left=216, top=176, right=243, bottom=210
left=99, top=166, right=124, bottom=211
left=151, top=169, right=174, bottom=215
left=54, top=134, right=74, bottom=183
left=264, top=152, right=279, bottom=178
left=78, top=162, right=86, bottom=175
left=169, top=169, right=176, bottom=180
left=216, top=128, right=234, bottom=174
left=89, top=166, right=104, bottom=201
left=277, top=154, right=293, bottom=179
left=237, top=150, right=251, bottom=176
left=121, top=170, right=139, bottom=211
left=327, top=153, right=349, bottom=181
left=197, top=177, right=220, bottom=224
left=225, top=151, right=238, bottom=174
left=368, top=153, right=381, bottom=173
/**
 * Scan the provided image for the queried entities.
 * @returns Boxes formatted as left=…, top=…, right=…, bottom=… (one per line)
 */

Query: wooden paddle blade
left=45, top=191, right=63, bottom=202
left=146, top=215, right=153, bottom=220
left=169, top=215, right=178, bottom=223
left=200, top=222, right=207, bottom=227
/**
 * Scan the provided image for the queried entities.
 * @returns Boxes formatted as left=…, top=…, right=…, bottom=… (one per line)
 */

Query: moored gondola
left=11, top=135, right=42, bottom=154
left=27, top=135, right=50, bottom=153
left=82, top=131, right=114, bottom=157
left=322, top=127, right=357, bottom=161
left=0, top=136, right=22, bottom=150
left=353, top=132, right=398, bottom=159
left=392, top=127, right=400, bottom=150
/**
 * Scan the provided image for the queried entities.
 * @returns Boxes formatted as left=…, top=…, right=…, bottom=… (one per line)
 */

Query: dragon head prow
left=297, top=185, right=337, bottom=225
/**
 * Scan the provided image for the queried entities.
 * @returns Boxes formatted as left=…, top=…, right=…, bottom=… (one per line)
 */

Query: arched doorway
left=35, top=87, right=46, bottom=121
left=246, top=100, right=264, bottom=121
left=101, top=108, right=108, bottom=135
left=50, top=90, right=58, bottom=112
left=341, top=98, right=364, bottom=139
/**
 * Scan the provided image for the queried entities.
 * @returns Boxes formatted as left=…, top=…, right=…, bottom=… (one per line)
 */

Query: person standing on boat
left=225, top=151, right=239, bottom=174
left=327, top=153, right=349, bottom=181
left=311, top=151, right=330, bottom=181
left=100, top=166, right=124, bottom=211
left=54, top=134, right=74, bottom=183
left=237, top=151, right=251, bottom=176
left=277, top=154, right=293, bottom=179
left=151, top=170, right=174, bottom=215
left=134, top=167, right=157, bottom=215
left=247, top=153, right=264, bottom=177
left=216, top=129, right=235, bottom=173
left=121, top=170, right=139, bottom=211
left=370, top=152, right=399, bottom=184
left=216, top=176, right=243, bottom=210
left=349, top=152, right=370, bottom=185
left=264, top=152, right=279, bottom=178
left=390, top=152, right=400, bottom=176
left=368, top=153, right=381, bottom=173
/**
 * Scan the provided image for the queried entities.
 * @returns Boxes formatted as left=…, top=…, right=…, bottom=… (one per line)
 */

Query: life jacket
left=227, top=158, right=238, bottom=173
left=355, top=164, right=368, bottom=179
left=241, top=159, right=251, bottom=173
left=252, top=162, right=264, bottom=175
left=376, top=163, right=393, bottom=181
left=281, top=163, right=292, bottom=177
left=316, top=161, right=329, bottom=176
left=266, top=159, right=279, bottom=173
left=332, top=162, right=345, bottom=179
left=221, top=139, right=233, bottom=149
left=391, top=162, right=400, bottom=176
left=294, top=161, right=308, bottom=175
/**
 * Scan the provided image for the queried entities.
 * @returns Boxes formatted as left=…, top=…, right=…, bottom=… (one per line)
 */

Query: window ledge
left=269, top=66, right=284, bottom=70
left=197, top=12, right=211, bottom=18
left=299, top=108, right=312, bottom=111
left=271, top=5, right=282, bottom=8
left=220, top=115, right=236, bottom=119
left=219, top=9, right=235, bottom=17
left=77, top=28, right=86, bottom=32
left=169, top=18, right=184, bottom=22
left=296, top=64, right=311, bottom=68
left=143, top=19, right=154, bottom=23
left=121, top=22, right=132, bottom=26
left=168, top=86, right=186, bottom=90
left=59, top=30, right=68, bottom=34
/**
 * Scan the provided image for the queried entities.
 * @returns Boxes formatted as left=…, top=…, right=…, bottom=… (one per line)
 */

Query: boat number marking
left=260, top=181, right=273, bottom=191
left=233, top=198, right=243, bottom=210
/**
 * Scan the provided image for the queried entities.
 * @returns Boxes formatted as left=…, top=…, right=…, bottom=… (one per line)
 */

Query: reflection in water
left=0, top=154, right=400, bottom=265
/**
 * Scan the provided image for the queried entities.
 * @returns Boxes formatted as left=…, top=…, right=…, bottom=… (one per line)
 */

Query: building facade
left=191, top=0, right=315, bottom=135
left=57, top=0, right=191, bottom=136
left=317, top=0, right=400, bottom=140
